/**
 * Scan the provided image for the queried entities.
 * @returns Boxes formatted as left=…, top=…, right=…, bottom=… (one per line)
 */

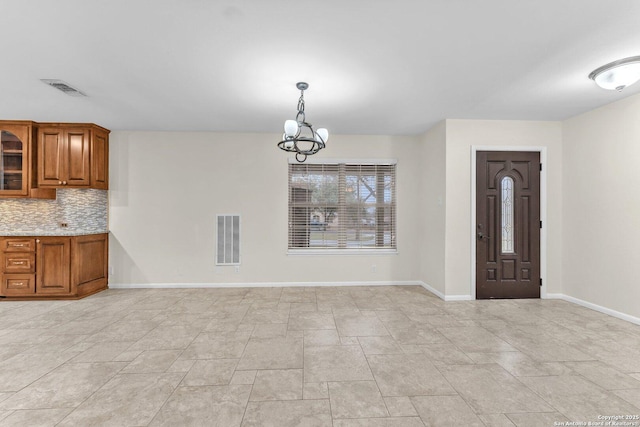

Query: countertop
left=0, top=229, right=109, bottom=237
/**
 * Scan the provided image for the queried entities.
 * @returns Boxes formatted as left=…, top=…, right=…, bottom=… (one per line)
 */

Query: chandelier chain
left=296, top=92, right=306, bottom=122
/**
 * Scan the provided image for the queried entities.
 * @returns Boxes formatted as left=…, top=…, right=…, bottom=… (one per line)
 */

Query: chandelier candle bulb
left=316, top=128, right=329, bottom=143
left=284, top=120, right=299, bottom=137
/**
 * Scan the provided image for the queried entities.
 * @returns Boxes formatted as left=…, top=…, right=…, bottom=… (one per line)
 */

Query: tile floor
left=0, top=286, right=639, bottom=426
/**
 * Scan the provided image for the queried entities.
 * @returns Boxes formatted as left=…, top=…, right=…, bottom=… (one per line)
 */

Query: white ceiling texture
left=1, top=0, right=640, bottom=134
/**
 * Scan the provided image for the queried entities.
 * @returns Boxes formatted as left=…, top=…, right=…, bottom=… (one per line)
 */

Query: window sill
left=287, top=248, right=398, bottom=256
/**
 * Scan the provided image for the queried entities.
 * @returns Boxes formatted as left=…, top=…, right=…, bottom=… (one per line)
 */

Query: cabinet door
left=91, top=129, right=109, bottom=189
left=72, top=233, right=108, bottom=297
left=0, top=123, right=30, bottom=196
left=66, top=128, right=90, bottom=186
left=37, top=127, right=90, bottom=187
left=36, top=237, right=71, bottom=295
left=38, top=127, right=66, bottom=187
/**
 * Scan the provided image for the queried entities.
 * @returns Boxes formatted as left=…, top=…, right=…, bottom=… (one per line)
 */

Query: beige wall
left=444, top=120, right=564, bottom=297
left=562, top=93, right=640, bottom=319
left=418, top=121, right=446, bottom=295
left=108, top=122, right=564, bottom=298
left=109, top=131, right=422, bottom=285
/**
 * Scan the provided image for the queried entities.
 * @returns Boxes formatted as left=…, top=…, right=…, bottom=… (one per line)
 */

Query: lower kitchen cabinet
left=0, top=233, right=108, bottom=299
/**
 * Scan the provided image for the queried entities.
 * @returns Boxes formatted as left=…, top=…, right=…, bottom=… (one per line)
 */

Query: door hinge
left=540, top=278, right=542, bottom=287
left=540, top=220, right=542, bottom=228
left=539, top=163, right=542, bottom=171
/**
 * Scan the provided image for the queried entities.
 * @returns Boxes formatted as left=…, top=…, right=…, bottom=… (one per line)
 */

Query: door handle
left=478, top=232, right=491, bottom=240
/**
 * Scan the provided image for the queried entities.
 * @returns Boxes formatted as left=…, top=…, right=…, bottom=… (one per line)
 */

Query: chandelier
left=278, top=82, right=329, bottom=162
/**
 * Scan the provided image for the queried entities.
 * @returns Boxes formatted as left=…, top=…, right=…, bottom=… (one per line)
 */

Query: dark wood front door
left=476, top=151, right=540, bottom=299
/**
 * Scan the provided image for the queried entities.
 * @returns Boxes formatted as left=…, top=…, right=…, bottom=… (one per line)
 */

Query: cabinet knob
left=58, top=181, right=62, bottom=185
left=63, top=181, right=67, bottom=185
left=36, top=239, right=40, bottom=243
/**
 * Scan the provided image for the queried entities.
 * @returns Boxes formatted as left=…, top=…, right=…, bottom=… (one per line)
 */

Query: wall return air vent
left=216, top=214, right=240, bottom=265
left=40, top=79, right=87, bottom=97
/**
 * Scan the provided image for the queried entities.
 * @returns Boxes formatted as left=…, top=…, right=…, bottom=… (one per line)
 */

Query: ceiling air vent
left=40, top=79, right=87, bottom=97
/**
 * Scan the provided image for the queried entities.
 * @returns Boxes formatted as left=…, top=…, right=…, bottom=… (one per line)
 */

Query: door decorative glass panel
left=501, top=176, right=514, bottom=254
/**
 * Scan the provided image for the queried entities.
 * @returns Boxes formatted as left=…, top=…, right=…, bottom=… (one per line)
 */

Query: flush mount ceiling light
left=278, top=82, right=328, bottom=163
left=589, top=56, right=640, bottom=91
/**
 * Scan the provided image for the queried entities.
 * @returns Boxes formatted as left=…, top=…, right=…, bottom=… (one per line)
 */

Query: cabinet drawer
left=1, top=274, right=36, bottom=296
left=4, top=253, right=36, bottom=273
left=3, top=239, right=35, bottom=252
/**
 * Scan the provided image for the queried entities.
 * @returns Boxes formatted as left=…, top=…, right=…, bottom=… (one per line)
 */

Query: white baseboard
left=108, top=280, right=423, bottom=290
left=416, top=281, right=473, bottom=301
left=417, top=281, right=445, bottom=300
left=558, top=294, right=640, bottom=326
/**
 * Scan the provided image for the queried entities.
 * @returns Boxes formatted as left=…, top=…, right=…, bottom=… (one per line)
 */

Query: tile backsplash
left=0, top=189, right=108, bottom=236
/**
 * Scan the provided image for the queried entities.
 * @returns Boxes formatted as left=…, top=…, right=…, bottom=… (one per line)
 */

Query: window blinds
left=288, top=163, right=396, bottom=250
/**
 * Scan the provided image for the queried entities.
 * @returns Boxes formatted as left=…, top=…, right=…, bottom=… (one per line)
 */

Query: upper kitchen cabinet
left=0, top=121, right=55, bottom=199
left=0, top=122, right=29, bottom=196
left=91, top=127, right=109, bottom=190
left=37, top=123, right=109, bottom=189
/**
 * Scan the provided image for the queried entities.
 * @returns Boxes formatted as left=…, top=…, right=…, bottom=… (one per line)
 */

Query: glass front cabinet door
left=0, top=123, right=30, bottom=197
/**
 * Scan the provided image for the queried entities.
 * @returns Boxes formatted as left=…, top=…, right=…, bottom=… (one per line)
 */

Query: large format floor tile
left=563, top=360, right=640, bottom=390
left=438, top=363, right=554, bottom=413
left=180, top=359, right=239, bottom=386
left=519, top=375, right=640, bottom=422
left=250, top=369, right=303, bottom=401
left=0, top=408, right=72, bottom=427
left=0, top=286, right=639, bottom=426
left=149, top=384, right=251, bottom=427
left=241, top=399, right=332, bottom=427
left=332, top=418, right=425, bottom=427
left=334, top=313, right=390, bottom=337
left=411, top=395, right=484, bottom=426
left=328, top=381, right=388, bottom=419
left=368, top=353, right=456, bottom=396
left=127, top=325, right=202, bottom=351
left=180, top=331, right=251, bottom=359
left=0, top=362, right=125, bottom=409
left=0, top=352, right=77, bottom=392
left=437, top=326, right=518, bottom=353
left=304, top=345, right=373, bottom=383
left=58, top=373, right=184, bottom=426
left=237, top=337, right=303, bottom=370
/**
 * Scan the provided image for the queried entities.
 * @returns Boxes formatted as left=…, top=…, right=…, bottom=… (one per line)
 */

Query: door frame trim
left=470, top=146, right=548, bottom=299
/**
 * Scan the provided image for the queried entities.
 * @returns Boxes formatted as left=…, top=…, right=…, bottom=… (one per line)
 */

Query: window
left=288, top=162, right=396, bottom=251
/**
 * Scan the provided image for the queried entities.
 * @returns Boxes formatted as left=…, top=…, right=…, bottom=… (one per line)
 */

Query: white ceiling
left=2, top=0, right=640, bottom=135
